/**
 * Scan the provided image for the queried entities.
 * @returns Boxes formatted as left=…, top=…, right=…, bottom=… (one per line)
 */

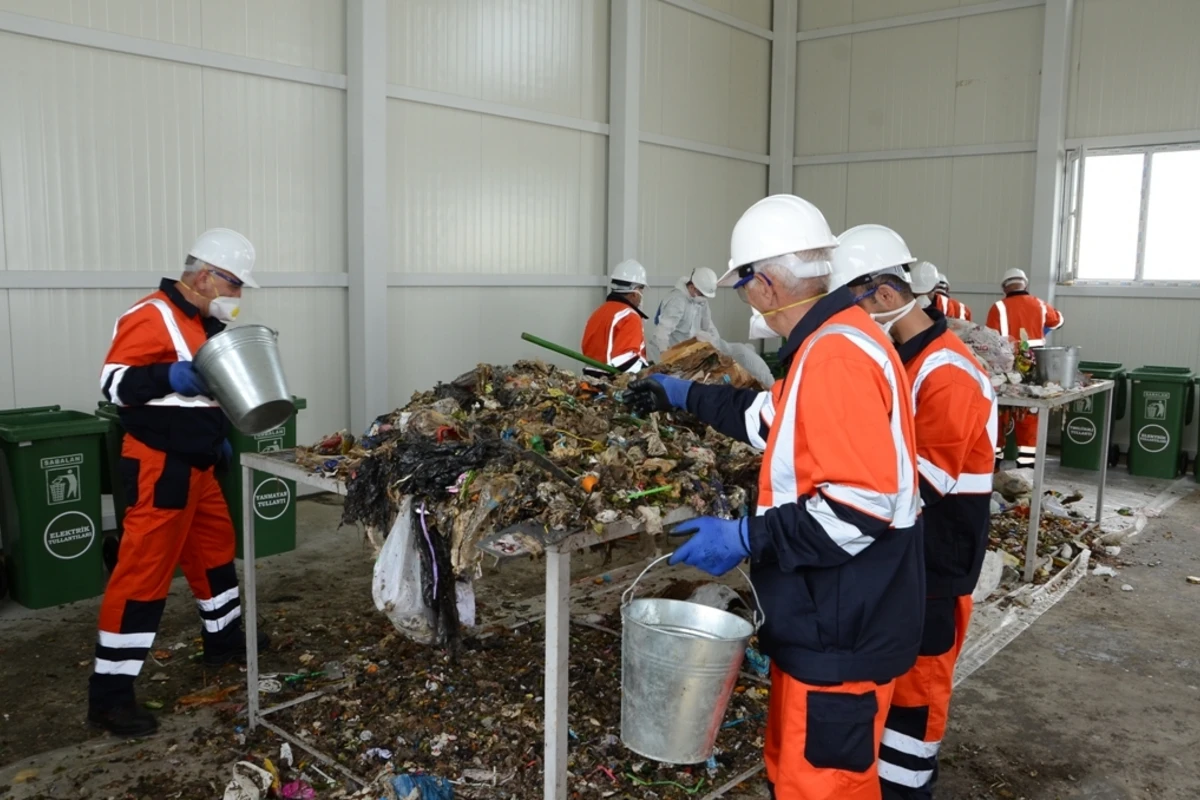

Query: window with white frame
left=1060, top=144, right=1200, bottom=283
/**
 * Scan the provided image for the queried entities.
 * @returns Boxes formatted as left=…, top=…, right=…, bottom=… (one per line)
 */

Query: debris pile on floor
left=294, top=358, right=762, bottom=644
left=986, top=476, right=1102, bottom=585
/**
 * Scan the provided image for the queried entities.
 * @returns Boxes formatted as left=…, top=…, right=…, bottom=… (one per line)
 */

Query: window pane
left=1143, top=150, right=1200, bottom=281
left=1076, top=153, right=1144, bottom=280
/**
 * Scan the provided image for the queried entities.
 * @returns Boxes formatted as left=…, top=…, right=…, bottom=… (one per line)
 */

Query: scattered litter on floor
left=1121, top=584, right=1134, bottom=592
left=1093, top=565, right=1118, bottom=578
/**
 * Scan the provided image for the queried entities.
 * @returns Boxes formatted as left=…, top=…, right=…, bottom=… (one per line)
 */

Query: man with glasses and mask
left=89, top=228, right=267, bottom=736
left=829, top=226, right=996, bottom=800
left=624, top=196, right=924, bottom=800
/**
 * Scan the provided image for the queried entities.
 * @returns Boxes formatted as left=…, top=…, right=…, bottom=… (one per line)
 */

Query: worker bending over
left=626, top=195, right=924, bottom=800
left=986, top=268, right=1065, bottom=467
left=91, top=229, right=268, bottom=736
left=932, top=271, right=971, bottom=321
left=581, top=259, right=649, bottom=378
left=831, top=230, right=997, bottom=800
left=651, top=267, right=720, bottom=357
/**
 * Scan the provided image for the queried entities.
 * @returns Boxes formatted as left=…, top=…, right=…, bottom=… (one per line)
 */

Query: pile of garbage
left=295, top=355, right=762, bottom=645
left=946, top=319, right=1085, bottom=398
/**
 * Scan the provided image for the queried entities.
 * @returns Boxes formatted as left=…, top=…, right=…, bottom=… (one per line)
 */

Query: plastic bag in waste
left=222, top=762, right=273, bottom=800
left=717, top=341, right=777, bottom=390
left=392, top=773, right=454, bottom=799
left=372, top=497, right=437, bottom=645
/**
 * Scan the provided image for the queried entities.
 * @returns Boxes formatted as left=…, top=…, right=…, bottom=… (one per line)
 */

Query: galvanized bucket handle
left=621, top=553, right=765, bottom=631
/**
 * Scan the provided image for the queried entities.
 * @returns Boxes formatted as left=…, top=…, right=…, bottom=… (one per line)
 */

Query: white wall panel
left=387, top=0, right=608, bottom=123
left=793, top=164, right=849, bottom=233
left=0, top=0, right=202, bottom=45
left=954, top=7, right=1043, bottom=145
left=1068, top=0, right=1200, bottom=138
left=844, top=158, right=954, bottom=265
left=847, top=21, right=959, bottom=152
left=0, top=291, right=14, bottom=407
left=642, top=0, right=771, bottom=154
left=799, top=0, right=999, bottom=31
left=794, top=37, right=852, bottom=156
left=202, top=71, right=347, bottom=274
left=199, top=0, right=345, bottom=74
left=693, top=0, right=772, bottom=29
left=0, top=32, right=205, bottom=271
left=388, top=287, right=599, bottom=406
left=387, top=100, right=607, bottom=275
left=947, top=153, right=1036, bottom=284
left=638, top=144, right=767, bottom=281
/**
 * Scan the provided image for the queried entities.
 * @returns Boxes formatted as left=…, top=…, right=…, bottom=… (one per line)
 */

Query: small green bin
left=1127, top=366, right=1195, bottom=479
left=0, top=411, right=108, bottom=608
left=222, top=398, right=306, bottom=560
left=1060, top=361, right=1126, bottom=470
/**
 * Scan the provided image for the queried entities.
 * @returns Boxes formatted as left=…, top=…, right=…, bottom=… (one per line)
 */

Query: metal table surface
left=237, top=449, right=694, bottom=799
left=996, top=380, right=1116, bottom=581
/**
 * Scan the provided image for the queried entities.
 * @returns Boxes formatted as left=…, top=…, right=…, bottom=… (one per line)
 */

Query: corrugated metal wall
left=794, top=5, right=1044, bottom=287
left=0, top=0, right=349, bottom=442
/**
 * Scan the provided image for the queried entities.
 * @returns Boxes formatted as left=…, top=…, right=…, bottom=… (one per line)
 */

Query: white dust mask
left=209, top=296, right=241, bottom=323
left=870, top=298, right=917, bottom=337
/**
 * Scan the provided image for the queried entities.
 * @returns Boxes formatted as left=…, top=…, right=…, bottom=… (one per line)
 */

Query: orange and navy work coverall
left=933, top=292, right=971, bottom=322
left=986, top=290, right=1065, bottom=465
left=580, top=293, right=648, bottom=377
left=880, top=308, right=997, bottom=799
left=90, top=279, right=238, bottom=708
left=686, top=289, right=925, bottom=800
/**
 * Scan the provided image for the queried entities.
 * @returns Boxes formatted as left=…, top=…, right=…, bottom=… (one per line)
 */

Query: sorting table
left=237, top=449, right=694, bottom=800
left=997, top=380, right=1116, bottom=581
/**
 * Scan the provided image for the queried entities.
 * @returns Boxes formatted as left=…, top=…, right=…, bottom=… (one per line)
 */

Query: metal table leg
left=544, top=546, right=570, bottom=800
left=1023, top=411, right=1052, bottom=582
left=1095, top=384, right=1114, bottom=525
left=242, top=461, right=260, bottom=729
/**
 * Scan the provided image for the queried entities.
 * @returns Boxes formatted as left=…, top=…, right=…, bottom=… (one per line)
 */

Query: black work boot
left=202, top=622, right=271, bottom=667
left=87, top=700, right=158, bottom=737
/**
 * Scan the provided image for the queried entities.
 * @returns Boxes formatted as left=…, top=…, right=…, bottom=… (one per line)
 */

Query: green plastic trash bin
left=1128, top=366, right=1195, bottom=479
left=221, top=397, right=306, bottom=560
left=0, top=410, right=108, bottom=608
left=1061, top=361, right=1127, bottom=470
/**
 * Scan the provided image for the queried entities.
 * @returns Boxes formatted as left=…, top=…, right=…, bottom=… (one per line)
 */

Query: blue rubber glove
left=668, top=517, right=750, bottom=576
left=168, top=361, right=210, bottom=397
left=625, top=374, right=694, bottom=415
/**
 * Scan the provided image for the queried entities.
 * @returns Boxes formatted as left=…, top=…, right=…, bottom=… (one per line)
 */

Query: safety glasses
left=208, top=267, right=244, bottom=288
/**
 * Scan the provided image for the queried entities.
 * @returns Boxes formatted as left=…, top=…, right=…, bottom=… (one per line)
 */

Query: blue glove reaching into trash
left=624, top=374, right=693, bottom=416
left=168, top=361, right=210, bottom=397
left=669, top=516, right=750, bottom=576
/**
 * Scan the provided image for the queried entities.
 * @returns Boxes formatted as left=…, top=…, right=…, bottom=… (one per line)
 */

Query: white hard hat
left=610, top=258, right=647, bottom=291
left=689, top=267, right=717, bottom=298
left=936, top=270, right=949, bottom=289
left=909, top=261, right=940, bottom=295
left=1002, top=267, right=1028, bottom=286
left=189, top=228, right=258, bottom=288
left=829, top=224, right=915, bottom=291
left=718, top=194, right=837, bottom=288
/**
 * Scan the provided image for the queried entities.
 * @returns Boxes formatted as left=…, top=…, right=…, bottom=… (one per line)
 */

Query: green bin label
left=1066, top=417, right=1096, bottom=445
left=42, top=454, right=83, bottom=506
left=1137, top=424, right=1170, bottom=453
left=45, top=510, right=97, bottom=560
left=254, top=428, right=285, bottom=453
left=1071, top=396, right=1093, bottom=414
left=1144, top=391, right=1169, bottom=421
left=254, top=477, right=292, bottom=521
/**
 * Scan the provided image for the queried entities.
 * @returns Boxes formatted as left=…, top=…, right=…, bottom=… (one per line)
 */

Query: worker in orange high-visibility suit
left=625, top=196, right=925, bottom=800
left=932, top=271, right=971, bottom=321
left=832, top=240, right=997, bottom=800
left=89, top=229, right=268, bottom=737
left=581, top=259, right=650, bottom=378
left=986, top=268, right=1064, bottom=467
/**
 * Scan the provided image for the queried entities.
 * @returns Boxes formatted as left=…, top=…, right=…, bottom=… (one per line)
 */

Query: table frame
left=238, top=450, right=693, bottom=800
left=997, top=380, right=1116, bottom=581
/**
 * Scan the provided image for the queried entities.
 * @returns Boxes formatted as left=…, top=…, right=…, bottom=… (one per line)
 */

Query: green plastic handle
left=521, top=332, right=619, bottom=375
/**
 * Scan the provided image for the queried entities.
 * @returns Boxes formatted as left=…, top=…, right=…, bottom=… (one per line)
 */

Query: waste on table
left=946, top=318, right=1089, bottom=398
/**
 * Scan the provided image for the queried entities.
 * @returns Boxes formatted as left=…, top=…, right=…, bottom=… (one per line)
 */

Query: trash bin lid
left=292, top=396, right=307, bottom=411
left=1079, top=361, right=1124, bottom=379
left=1130, top=365, right=1194, bottom=383
left=0, top=410, right=111, bottom=443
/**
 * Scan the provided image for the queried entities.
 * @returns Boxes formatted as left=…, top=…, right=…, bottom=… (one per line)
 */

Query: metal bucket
left=620, top=555, right=762, bottom=764
left=1031, top=345, right=1081, bottom=386
left=194, top=325, right=294, bottom=435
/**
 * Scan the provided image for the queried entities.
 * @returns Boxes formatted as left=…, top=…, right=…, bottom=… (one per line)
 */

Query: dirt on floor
left=1, top=488, right=1198, bottom=799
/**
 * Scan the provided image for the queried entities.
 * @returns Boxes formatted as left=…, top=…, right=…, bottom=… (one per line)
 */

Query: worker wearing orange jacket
left=89, top=229, right=267, bottom=737
left=932, top=271, right=971, bottom=321
left=626, top=196, right=925, bottom=800
left=986, top=268, right=1065, bottom=467
left=581, top=259, right=650, bottom=378
left=831, top=232, right=997, bottom=800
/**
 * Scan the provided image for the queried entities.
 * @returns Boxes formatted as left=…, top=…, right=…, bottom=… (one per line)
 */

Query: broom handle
left=521, top=332, right=620, bottom=375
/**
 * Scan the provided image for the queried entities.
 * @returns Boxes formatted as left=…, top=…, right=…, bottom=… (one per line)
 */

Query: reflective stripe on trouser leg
left=766, top=663, right=895, bottom=799
left=90, top=439, right=200, bottom=708
left=178, top=468, right=242, bottom=649
left=880, top=596, right=974, bottom=800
